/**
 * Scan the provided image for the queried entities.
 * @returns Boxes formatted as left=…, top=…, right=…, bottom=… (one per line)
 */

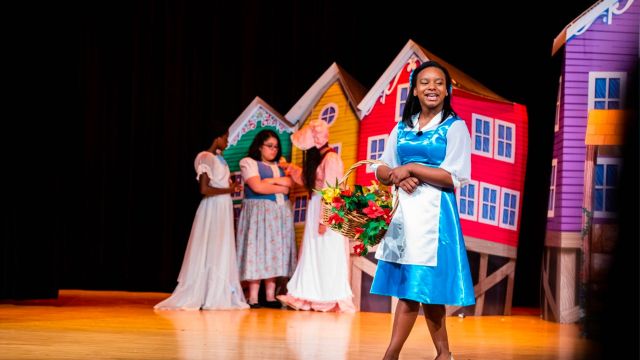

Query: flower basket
left=318, top=160, right=398, bottom=256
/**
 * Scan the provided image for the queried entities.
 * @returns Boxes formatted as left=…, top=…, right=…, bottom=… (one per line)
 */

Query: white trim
left=358, top=41, right=427, bottom=116
left=457, top=179, right=479, bottom=221
left=471, top=114, right=493, bottom=158
left=230, top=171, right=244, bottom=201
left=499, top=187, right=520, bottom=231
left=494, top=119, right=516, bottom=163
left=555, top=75, right=562, bottom=132
left=293, top=194, right=309, bottom=224
left=588, top=71, right=627, bottom=110
left=553, top=0, right=632, bottom=54
left=228, top=97, right=294, bottom=146
left=548, top=159, right=557, bottom=217
left=395, top=83, right=410, bottom=122
left=330, top=142, right=342, bottom=156
left=478, top=182, right=500, bottom=226
left=366, top=135, right=388, bottom=173
left=319, top=103, right=339, bottom=125
left=593, top=157, right=621, bottom=218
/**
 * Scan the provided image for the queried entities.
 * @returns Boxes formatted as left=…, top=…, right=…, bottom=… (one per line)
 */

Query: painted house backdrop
left=353, top=40, right=529, bottom=315
left=223, top=40, right=530, bottom=315
left=284, top=63, right=366, bottom=247
left=543, top=0, right=638, bottom=323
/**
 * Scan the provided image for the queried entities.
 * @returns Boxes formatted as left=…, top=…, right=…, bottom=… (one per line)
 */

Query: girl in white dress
left=155, top=129, right=249, bottom=310
left=277, top=120, right=355, bottom=312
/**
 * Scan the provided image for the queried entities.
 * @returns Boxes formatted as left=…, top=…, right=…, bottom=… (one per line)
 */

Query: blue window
left=320, top=104, right=338, bottom=124
left=293, top=195, right=308, bottom=223
left=368, top=137, right=386, bottom=161
left=500, top=190, right=519, bottom=230
left=590, top=72, right=625, bottom=110
left=458, top=182, right=477, bottom=220
left=472, top=114, right=492, bottom=157
left=594, top=160, right=619, bottom=217
left=397, top=84, right=410, bottom=120
left=495, top=120, right=515, bottom=162
left=479, top=184, right=499, bottom=225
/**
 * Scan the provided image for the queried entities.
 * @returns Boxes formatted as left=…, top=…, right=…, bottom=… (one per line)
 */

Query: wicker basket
left=320, top=159, right=398, bottom=244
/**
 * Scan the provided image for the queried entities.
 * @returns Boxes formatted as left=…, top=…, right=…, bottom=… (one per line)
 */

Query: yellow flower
left=322, top=187, right=341, bottom=203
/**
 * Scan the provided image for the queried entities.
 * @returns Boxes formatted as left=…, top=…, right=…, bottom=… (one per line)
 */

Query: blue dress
left=370, top=114, right=475, bottom=306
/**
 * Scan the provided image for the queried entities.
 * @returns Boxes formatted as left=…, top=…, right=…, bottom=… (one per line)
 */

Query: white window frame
left=471, top=113, right=493, bottom=158
left=588, top=72, right=626, bottom=110
left=593, top=157, right=621, bottom=218
left=548, top=159, right=557, bottom=217
left=230, top=171, right=244, bottom=201
left=395, top=83, right=410, bottom=122
left=366, top=135, right=388, bottom=173
left=293, top=194, right=309, bottom=224
left=554, top=75, right=562, bottom=132
left=499, top=187, right=520, bottom=231
left=319, top=103, right=339, bottom=125
left=494, top=119, right=516, bottom=163
left=478, top=182, right=500, bottom=226
left=457, top=179, right=479, bottom=221
left=330, top=142, right=342, bottom=156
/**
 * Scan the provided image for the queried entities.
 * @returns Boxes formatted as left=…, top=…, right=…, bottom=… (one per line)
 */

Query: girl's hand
left=388, top=164, right=412, bottom=185
left=398, top=176, right=420, bottom=194
left=318, top=223, right=327, bottom=235
left=228, top=178, right=243, bottom=193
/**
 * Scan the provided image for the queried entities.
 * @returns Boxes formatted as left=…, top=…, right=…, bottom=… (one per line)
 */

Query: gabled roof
left=552, top=0, right=626, bottom=55
left=285, top=62, right=367, bottom=123
left=358, top=39, right=509, bottom=117
left=228, top=96, right=295, bottom=146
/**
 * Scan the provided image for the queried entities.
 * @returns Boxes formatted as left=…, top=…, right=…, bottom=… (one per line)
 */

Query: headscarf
left=290, top=119, right=329, bottom=150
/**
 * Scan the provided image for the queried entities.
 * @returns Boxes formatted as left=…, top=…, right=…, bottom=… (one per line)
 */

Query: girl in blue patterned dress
left=371, top=61, right=475, bottom=360
left=236, top=130, right=297, bottom=309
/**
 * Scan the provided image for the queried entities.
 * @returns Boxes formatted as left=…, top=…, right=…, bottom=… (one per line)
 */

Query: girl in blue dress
left=371, top=61, right=475, bottom=360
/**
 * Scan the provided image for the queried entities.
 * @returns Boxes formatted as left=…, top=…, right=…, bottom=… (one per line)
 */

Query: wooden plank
left=351, top=263, right=362, bottom=312
left=353, top=256, right=377, bottom=277
left=473, top=261, right=515, bottom=296
left=542, top=251, right=559, bottom=321
left=545, top=230, right=582, bottom=248
left=475, top=254, right=489, bottom=316
left=504, top=259, right=516, bottom=316
left=464, top=237, right=518, bottom=259
left=559, top=249, right=578, bottom=324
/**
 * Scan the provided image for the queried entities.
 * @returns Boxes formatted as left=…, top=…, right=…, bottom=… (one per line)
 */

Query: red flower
left=362, top=200, right=385, bottom=218
left=341, top=188, right=353, bottom=197
left=382, top=208, right=393, bottom=225
left=353, top=243, right=365, bottom=255
left=331, top=196, right=345, bottom=209
left=328, top=212, right=344, bottom=225
left=353, top=227, right=365, bottom=239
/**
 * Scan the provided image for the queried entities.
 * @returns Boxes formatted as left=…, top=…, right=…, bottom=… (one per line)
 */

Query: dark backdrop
left=3, top=0, right=607, bottom=309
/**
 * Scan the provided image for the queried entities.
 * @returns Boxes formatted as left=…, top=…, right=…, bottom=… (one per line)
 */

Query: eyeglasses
left=262, top=143, right=279, bottom=150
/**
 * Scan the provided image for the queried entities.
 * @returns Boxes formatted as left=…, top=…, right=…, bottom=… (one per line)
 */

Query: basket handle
left=339, top=159, right=388, bottom=186
left=338, top=159, right=399, bottom=218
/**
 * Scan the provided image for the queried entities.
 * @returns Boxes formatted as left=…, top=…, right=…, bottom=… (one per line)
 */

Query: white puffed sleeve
left=195, top=152, right=214, bottom=181
left=439, top=120, right=471, bottom=188
left=371, top=125, right=400, bottom=180
left=239, top=157, right=259, bottom=180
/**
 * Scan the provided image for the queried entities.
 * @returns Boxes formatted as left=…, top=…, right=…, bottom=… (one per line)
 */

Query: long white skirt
left=282, top=194, right=354, bottom=311
left=155, top=194, right=248, bottom=310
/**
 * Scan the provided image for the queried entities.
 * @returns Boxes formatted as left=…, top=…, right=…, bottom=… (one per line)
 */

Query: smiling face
left=259, top=136, right=280, bottom=162
left=413, top=66, right=447, bottom=112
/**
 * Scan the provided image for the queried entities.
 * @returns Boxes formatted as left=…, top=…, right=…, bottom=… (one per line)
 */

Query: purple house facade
left=543, top=0, right=639, bottom=323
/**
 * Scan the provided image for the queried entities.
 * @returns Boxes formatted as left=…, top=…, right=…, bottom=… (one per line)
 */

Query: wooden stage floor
left=0, top=290, right=598, bottom=360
